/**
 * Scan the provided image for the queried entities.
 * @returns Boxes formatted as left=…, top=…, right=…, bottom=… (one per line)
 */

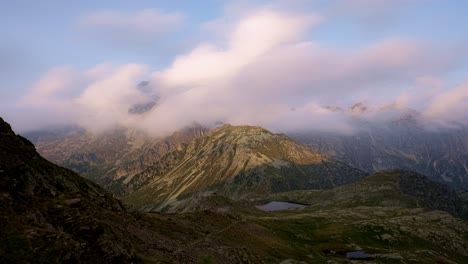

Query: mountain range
left=292, top=118, right=468, bottom=191
left=25, top=105, right=468, bottom=198
left=3, top=116, right=468, bottom=263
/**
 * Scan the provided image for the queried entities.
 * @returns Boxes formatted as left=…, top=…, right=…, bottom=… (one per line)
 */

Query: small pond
left=346, top=250, right=371, bottom=260
left=255, top=201, right=306, bottom=211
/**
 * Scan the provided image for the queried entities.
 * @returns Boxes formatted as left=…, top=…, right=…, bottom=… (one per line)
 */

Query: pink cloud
left=20, top=66, right=81, bottom=107
left=17, top=8, right=467, bottom=134
left=423, top=81, right=468, bottom=126
left=158, top=10, right=322, bottom=88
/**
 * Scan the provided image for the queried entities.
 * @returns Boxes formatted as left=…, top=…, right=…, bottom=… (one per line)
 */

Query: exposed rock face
left=25, top=125, right=208, bottom=196
left=124, top=124, right=367, bottom=212
left=0, top=117, right=137, bottom=263
left=291, top=121, right=468, bottom=190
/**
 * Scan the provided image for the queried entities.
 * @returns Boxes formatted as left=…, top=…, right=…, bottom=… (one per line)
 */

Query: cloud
left=241, top=39, right=420, bottom=89
left=422, top=81, right=468, bottom=126
left=159, top=10, right=321, bottom=88
left=75, top=64, right=151, bottom=131
left=17, top=64, right=152, bottom=132
left=17, top=7, right=467, bottom=135
left=20, top=66, right=79, bottom=105
left=77, top=9, right=184, bottom=48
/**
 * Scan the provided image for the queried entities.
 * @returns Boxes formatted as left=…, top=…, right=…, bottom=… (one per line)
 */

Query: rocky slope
left=291, top=117, right=468, bottom=190
left=0, top=117, right=138, bottom=263
left=25, top=125, right=207, bottom=196
left=125, top=124, right=367, bottom=212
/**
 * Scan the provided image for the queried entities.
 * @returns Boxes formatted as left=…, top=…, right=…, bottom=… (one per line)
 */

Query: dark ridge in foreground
left=0, top=117, right=137, bottom=263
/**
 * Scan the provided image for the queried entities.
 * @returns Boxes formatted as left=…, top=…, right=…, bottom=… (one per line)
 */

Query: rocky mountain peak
left=125, top=125, right=367, bottom=212
left=211, top=124, right=276, bottom=146
left=350, top=102, right=368, bottom=113
left=188, top=124, right=323, bottom=167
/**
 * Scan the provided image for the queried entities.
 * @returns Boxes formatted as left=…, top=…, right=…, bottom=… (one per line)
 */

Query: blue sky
left=1, top=0, right=467, bottom=133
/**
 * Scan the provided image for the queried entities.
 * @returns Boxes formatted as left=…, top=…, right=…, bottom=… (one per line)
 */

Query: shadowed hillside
left=0, top=117, right=138, bottom=263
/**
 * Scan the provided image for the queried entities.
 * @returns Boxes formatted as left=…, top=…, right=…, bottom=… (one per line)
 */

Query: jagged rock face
left=25, top=125, right=208, bottom=196
left=291, top=123, right=468, bottom=190
left=0, top=117, right=137, bottom=263
left=124, top=125, right=367, bottom=212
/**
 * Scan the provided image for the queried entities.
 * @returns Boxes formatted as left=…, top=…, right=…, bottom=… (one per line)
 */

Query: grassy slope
left=128, top=193, right=468, bottom=264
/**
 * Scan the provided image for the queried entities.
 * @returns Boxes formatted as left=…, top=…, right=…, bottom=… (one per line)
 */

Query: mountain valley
left=25, top=125, right=208, bottom=196
left=2, top=116, right=467, bottom=263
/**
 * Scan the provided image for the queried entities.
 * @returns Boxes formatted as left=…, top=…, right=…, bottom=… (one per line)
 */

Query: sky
left=0, top=0, right=467, bottom=135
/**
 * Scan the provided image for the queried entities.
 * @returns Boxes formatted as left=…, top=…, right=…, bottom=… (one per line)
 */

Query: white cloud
left=17, top=7, right=467, bottom=135
left=74, top=64, right=150, bottom=131
left=158, top=10, right=321, bottom=88
left=422, top=81, right=468, bottom=126
left=18, top=64, right=151, bottom=133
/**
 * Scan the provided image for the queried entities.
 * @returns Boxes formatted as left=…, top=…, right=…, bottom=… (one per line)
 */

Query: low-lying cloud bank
left=14, top=7, right=468, bottom=136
